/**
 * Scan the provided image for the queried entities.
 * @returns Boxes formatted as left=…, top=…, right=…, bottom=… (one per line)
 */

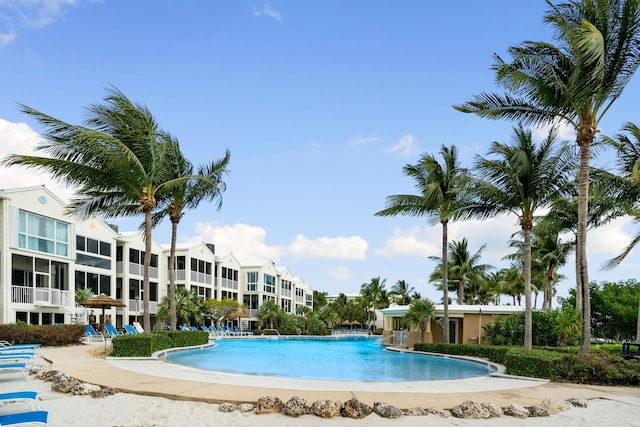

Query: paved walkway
left=42, top=345, right=640, bottom=409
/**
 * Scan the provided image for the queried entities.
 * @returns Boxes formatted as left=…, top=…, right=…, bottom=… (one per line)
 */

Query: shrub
left=504, top=348, right=565, bottom=379
left=558, top=352, right=640, bottom=385
left=111, top=330, right=208, bottom=357
left=0, top=324, right=84, bottom=346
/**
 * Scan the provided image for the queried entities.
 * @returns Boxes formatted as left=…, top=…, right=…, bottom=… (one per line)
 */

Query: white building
left=0, top=185, right=313, bottom=330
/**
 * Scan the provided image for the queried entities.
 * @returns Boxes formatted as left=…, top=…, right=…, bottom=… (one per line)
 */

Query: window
left=18, top=210, right=68, bottom=256
left=263, top=274, right=276, bottom=294
left=76, top=235, right=112, bottom=269
left=246, top=271, right=258, bottom=292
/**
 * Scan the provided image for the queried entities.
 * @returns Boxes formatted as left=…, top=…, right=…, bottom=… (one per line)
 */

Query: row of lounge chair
left=81, top=322, right=144, bottom=343
left=331, top=328, right=371, bottom=335
left=0, top=341, right=48, bottom=425
left=181, top=325, right=253, bottom=337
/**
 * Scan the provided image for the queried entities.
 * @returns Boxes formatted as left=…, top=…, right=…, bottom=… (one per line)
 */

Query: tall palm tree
left=1, top=87, right=203, bottom=332
left=466, top=125, right=576, bottom=349
left=403, top=298, right=436, bottom=344
left=152, top=134, right=230, bottom=330
left=446, top=238, right=490, bottom=304
left=532, top=229, right=573, bottom=311
left=375, top=145, right=470, bottom=343
left=389, top=280, right=415, bottom=305
left=454, top=0, right=640, bottom=353
left=360, top=277, right=388, bottom=330
left=258, top=299, right=281, bottom=330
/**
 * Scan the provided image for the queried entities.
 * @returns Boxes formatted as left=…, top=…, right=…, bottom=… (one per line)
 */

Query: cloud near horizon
left=188, top=222, right=367, bottom=261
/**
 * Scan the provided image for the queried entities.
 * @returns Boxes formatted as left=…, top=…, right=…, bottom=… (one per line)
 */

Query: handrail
left=262, top=328, right=280, bottom=336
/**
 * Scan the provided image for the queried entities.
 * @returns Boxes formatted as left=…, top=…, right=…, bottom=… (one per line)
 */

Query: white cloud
left=287, top=234, right=368, bottom=259
left=348, top=135, right=380, bottom=147
left=0, top=31, right=16, bottom=45
left=190, top=222, right=284, bottom=260
left=0, top=118, right=74, bottom=201
left=386, top=134, right=418, bottom=157
left=531, top=120, right=575, bottom=142
left=253, top=1, right=282, bottom=22
left=588, top=216, right=635, bottom=256
left=376, top=226, right=440, bottom=258
left=327, top=265, right=352, bottom=280
left=187, top=222, right=368, bottom=261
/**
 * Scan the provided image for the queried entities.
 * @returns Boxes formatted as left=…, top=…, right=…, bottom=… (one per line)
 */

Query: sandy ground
left=1, top=354, right=640, bottom=426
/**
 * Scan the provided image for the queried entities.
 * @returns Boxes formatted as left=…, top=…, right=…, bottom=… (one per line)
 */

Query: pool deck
left=42, top=344, right=640, bottom=409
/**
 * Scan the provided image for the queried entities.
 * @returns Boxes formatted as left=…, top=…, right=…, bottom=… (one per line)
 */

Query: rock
left=50, top=372, right=79, bottom=394
left=566, top=398, right=588, bottom=408
left=256, top=396, right=283, bottom=414
left=373, top=401, right=403, bottom=418
left=528, top=405, right=550, bottom=417
left=91, top=387, right=116, bottom=398
left=70, top=383, right=102, bottom=396
left=540, top=399, right=572, bottom=414
left=482, top=402, right=503, bottom=417
left=504, top=404, right=529, bottom=419
left=402, top=407, right=428, bottom=416
left=283, top=396, right=312, bottom=417
left=341, top=398, right=372, bottom=419
left=38, top=368, right=59, bottom=381
left=218, top=403, right=238, bottom=413
left=238, top=403, right=255, bottom=413
left=451, top=400, right=491, bottom=419
left=312, top=400, right=343, bottom=418
left=428, top=407, right=451, bottom=418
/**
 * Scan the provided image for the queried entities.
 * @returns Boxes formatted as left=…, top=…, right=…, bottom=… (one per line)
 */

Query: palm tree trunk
left=636, top=295, right=640, bottom=341
left=169, top=220, right=178, bottom=330
left=577, top=141, right=591, bottom=354
left=524, top=225, right=533, bottom=350
left=575, top=246, right=582, bottom=314
left=442, top=221, right=450, bottom=344
left=143, top=210, right=152, bottom=333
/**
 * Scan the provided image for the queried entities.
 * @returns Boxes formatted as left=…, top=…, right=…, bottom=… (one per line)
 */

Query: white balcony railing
left=190, top=271, right=212, bottom=285
left=127, top=299, right=158, bottom=314
left=11, top=286, right=72, bottom=307
left=221, top=278, right=238, bottom=290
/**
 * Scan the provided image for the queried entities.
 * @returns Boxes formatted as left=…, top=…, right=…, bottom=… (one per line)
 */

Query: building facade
left=0, top=186, right=313, bottom=330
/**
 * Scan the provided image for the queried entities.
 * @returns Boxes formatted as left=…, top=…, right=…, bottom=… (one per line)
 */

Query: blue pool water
left=164, top=336, right=495, bottom=382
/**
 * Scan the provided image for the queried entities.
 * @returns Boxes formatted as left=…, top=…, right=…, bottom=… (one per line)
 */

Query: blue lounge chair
left=221, top=325, right=238, bottom=336
left=190, top=326, right=198, bottom=331
left=81, top=325, right=104, bottom=344
left=0, top=391, right=40, bottom=410
left=104, top=324, right=123, bottom=338
left=0, top=341, right=40, bottom=349
left=0, top=363, right=29, bottom=381
left=233, top=326, right=252, bottom=336
left=213, top=326, right=228, bottom=336
left=124, top=324, right=137, bottom=334
left=0, top=410, right=48, bottom=426
left=179, top=326, right=190, bottom=331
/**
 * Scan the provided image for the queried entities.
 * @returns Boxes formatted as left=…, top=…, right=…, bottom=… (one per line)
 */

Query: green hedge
left=504, top=348, right=565, bottom=379
left=111, top=330, right=209, bottom=357
left=0, top=324, right=85, bottom=346
left=413, top=342, right=640, bottom=385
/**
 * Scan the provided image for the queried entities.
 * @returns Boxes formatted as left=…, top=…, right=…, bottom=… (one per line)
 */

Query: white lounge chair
left=0, top=391, right=40, bottom=410
left=0, top=410, right=48, bottom=426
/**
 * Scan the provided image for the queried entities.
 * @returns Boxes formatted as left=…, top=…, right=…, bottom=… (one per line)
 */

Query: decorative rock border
left=27, top=362, right=588, bottom=421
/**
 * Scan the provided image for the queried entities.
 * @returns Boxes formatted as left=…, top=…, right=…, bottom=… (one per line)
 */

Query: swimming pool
left=164, top=336, right=496, bottom=382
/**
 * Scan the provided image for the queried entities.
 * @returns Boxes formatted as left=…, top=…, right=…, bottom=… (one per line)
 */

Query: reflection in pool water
left=164, top=336, right=496, bottom=382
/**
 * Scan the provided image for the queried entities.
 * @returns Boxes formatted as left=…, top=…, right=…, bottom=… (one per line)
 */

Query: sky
left=1, top=0, right=639, bottom=306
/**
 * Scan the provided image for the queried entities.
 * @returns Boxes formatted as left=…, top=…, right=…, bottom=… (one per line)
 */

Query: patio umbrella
left=229, top=310, right=250, bottom=318
left=79, top=293, right=126, bottom=333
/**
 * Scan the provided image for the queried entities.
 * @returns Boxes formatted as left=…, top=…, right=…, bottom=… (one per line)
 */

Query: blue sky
left=1, top=0, right=639, bottom=305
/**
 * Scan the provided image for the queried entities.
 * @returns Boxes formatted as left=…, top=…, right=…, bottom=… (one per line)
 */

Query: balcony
left=11, top=285, right=72, bottom=307
left=127, top=299, right=158, bottom=314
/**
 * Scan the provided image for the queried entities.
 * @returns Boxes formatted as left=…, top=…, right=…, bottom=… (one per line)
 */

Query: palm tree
left=360, top=277, right=388, bottom=331
left=466, top=125, right=576, bottom=349
left=158, top=287, right=203, bottom=327
left=389, top=280, right=415, bottom=305
left=258, top=299, right=281, bottom=330
left=455, top=0, right=640, bottom=353
left=532, top=229, right=573, bottom=311
left=403, top=298, right=436, bottom=344
left=152, top=134, right=230, bottom=330
left=375, top=145, right=470, bottom=343
left=446, top=238, right=490, bottom=304
left=1, top=87, right=206, bottom=333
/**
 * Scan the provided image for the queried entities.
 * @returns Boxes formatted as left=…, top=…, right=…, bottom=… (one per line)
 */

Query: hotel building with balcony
left=0, top=185, right=313, bottom=330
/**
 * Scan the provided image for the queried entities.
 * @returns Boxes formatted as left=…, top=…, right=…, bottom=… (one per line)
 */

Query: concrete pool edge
left=43, top=345, right=639, bottom=409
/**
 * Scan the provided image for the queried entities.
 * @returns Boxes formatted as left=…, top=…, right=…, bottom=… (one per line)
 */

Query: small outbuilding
left=380, top=304, right=525, bottom=349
